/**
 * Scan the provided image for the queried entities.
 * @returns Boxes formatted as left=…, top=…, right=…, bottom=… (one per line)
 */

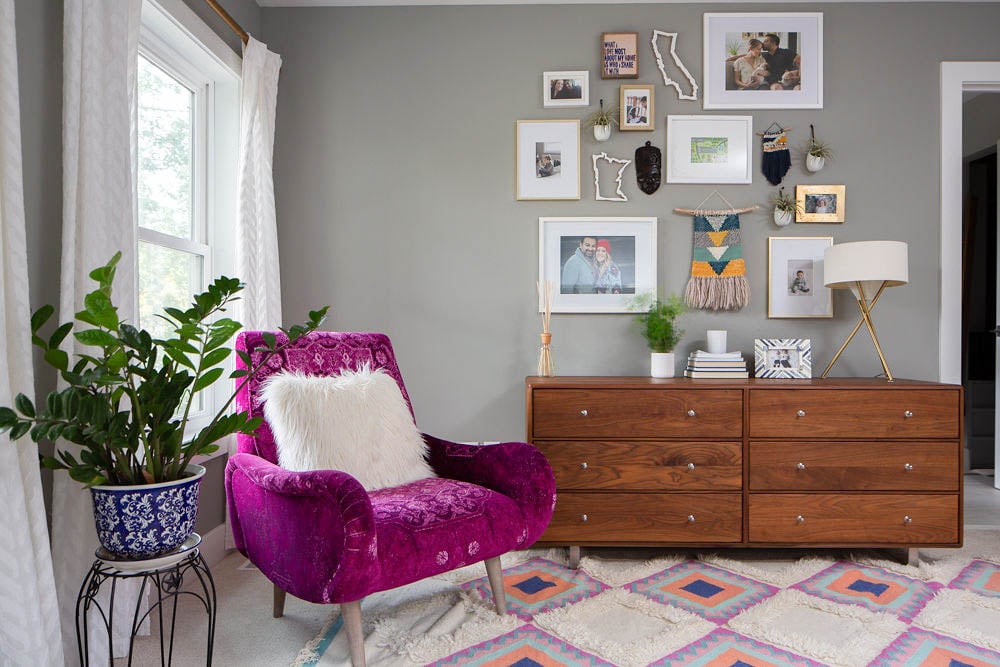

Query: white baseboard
left=200, top=524, right=234, bottom=568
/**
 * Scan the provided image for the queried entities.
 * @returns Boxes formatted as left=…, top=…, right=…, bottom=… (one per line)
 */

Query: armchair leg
left=342, top=599, right=366, bottom=667
left=273, top=584, right=286, bottom=618
left=484, top=557, right=507, bottom=615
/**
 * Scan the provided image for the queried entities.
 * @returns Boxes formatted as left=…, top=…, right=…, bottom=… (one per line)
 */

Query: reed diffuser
left=537, top=280, right=555, bottom=376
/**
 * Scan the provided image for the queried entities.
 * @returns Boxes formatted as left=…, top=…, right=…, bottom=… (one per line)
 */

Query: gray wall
left=263, top=4, right=1000, bottom=443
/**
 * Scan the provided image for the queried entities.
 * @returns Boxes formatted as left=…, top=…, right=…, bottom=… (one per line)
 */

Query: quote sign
left=601, top=32, right=638, bottom=79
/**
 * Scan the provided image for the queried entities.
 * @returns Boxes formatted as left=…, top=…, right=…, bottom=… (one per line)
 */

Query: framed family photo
left=516, top=120, right=580, bottom=200
left=620, top=84, right=654, bottom=130
left=543, top=71, right=589, bottom=107
left=767, top=236, right=833, bottom=318
left=754, top=338, right=813, bottom=379
left=796, top=184, right=845, bottom=223
left=538, top=216, right=657, bottom=313
left=703, top=12, right=823, bottom=109
left=665, top=115, right=752, bottom=184
left=601, top=32, right=639, bottom=79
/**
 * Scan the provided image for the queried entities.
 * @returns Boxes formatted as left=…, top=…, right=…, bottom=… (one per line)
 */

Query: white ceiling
left=258, top=0, right=1000, bottom=5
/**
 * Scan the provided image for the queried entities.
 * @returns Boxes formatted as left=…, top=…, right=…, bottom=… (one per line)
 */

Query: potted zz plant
left=0, top=253, right=327, bottom=560
left=587, top=98, right=618, bottom=142
left=772, top=186, right=801, bottom=226
left=629, top=293, right=685, bottom=378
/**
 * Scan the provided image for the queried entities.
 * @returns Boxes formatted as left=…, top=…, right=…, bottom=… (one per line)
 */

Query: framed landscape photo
left=796, top=184, right=845, bottom=223
left=516, top=120, right=580, bottom=200
left=538, top=216, right=657, bottom=313
left=601, top=32, right=639, bottom=79
left=754, top=338, right=813, bottom=378
left=767, top=236, right=833, bottom=318
left=703, top=12, right=823, bottom=109
left=543, top=71, right=589, bottom=107
left=665, top=115, right=752, bottom=184
left=620, top=84, right=654, bottom=131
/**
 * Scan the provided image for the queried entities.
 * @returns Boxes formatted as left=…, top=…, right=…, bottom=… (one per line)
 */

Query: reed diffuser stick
left=537, top=280, right=555, bottom=376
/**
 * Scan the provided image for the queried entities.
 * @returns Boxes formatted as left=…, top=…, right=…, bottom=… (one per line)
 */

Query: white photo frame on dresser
left=754, top=338, right=812, bottom=378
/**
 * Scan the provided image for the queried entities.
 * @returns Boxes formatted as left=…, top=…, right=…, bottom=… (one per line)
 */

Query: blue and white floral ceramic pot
left=90, top=463, right=205, bottom=559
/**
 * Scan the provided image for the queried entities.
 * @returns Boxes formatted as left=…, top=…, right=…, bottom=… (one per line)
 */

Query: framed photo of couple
left=538, top=216, right=657, bottom=313
left=703, top=12, right=823, bottom=109
left=754, top=338, right=813, bottom=379
left=767, top=236, right=833, bottom=318
left=516, top=120, right=580, bottom=200
left=542, top=71, right=589, bottom=108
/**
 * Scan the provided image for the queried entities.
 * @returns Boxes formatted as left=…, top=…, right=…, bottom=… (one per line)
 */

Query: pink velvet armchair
left=225, top=331, right=555, bottom=667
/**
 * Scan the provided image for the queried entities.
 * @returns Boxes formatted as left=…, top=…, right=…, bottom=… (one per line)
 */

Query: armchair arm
left=225, top=453, right=379, bottom=603
left=423, top=436, right=556, bottom=545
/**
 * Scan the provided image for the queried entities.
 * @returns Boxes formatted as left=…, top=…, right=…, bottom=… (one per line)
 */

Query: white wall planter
left=773, top=208, right=794, bottom=226
left=650, top=352, right=675, bottom=378
left=593, top=124, right=612, bottom=142
left=805, top=154, right=826, bottom=172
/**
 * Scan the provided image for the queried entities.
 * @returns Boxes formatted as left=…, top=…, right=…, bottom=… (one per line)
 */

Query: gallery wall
left=262, top=3, right=1000, bottom=443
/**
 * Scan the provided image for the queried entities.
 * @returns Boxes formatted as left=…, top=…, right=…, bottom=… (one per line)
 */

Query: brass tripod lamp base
left=820, top=241, right=908, bottom=382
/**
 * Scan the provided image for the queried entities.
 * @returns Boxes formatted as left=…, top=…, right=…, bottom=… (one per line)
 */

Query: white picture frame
left=703, top=12, right=823, bottom=110
left=767, top=236, right=833, bottom=318
left=755, top=338, right=813, bottom=379
left=542, top=70, right=590, bottom=107
left=539, top=216, right=657, bottom=313
left=516, top=120, right=581, bottom=200
left=665, top=115, right=752, bottom=184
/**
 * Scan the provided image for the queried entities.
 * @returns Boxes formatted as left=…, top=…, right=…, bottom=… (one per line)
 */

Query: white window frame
left=139, top=0, right=241, bottom=457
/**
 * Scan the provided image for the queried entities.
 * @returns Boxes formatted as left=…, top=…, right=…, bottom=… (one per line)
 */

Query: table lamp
left=821, top=240, right=909, bottom=381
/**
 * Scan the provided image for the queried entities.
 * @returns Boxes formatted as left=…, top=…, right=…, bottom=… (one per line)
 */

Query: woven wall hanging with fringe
left=760, top=123, right=791, bottom=186
left=675, top=195, right=754, bottom=311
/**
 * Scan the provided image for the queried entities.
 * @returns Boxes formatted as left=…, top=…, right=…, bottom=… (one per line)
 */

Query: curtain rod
left=205, top=0, right=249, bottom=45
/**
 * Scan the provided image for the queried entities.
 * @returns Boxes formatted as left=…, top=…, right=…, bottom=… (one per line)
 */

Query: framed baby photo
left=538, top=216, right=657, bottom=313
left=796, top=184, right=845, bottom=223
left=516, top=120, right=581, bottom=200
left=620, top=84, right=654, bottom=131
left=601, top=32, right=639, bottom=79
left=703, top=12, right=823, bottom=109
left=754, top=338, right=812, bottom=379
left=767, top=236, right=833, bottom=318
left=542, top=71, right=590, bottom=108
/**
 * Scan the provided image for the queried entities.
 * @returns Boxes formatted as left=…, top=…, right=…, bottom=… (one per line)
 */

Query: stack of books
left=684, top=350, right=749, bottom=378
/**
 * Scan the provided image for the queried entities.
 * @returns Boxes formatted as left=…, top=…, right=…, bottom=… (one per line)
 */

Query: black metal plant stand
left=76, top=547, right=216, bottom=666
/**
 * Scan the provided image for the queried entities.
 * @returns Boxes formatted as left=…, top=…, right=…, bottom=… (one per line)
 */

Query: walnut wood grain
left=748, top=389, right=960, bottom=439
left=543, top=492, right=742, bottom=543
left=535, top=440, right=742, bottom=490
left=531, top=388, right=742, bottom=439
left=749, top=441, right=960, bottom=491
left=748, top=494, right=959, bottom=544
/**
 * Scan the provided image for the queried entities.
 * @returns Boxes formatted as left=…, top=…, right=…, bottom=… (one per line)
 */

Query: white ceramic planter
left=805, top=154, right=826, bottom=172
left=773, top=209, right=794, bottom=226
left=650, top=352, right=675, bottom=378
left=593, top=124, right=612, bottom=142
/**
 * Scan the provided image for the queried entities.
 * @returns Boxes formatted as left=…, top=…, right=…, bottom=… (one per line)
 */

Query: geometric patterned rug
left=295, top=528, right=1000, bottom=667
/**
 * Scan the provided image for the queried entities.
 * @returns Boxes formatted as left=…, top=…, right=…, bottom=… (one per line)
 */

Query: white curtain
left=228, top=36, right=283, bottom=548
left=55, top=0, right=142, bottom=662
left=0, top=1, right=64, bottom=664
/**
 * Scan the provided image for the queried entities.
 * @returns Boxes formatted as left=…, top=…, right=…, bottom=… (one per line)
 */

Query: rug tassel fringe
left=684, top=276, right=750, bottom=311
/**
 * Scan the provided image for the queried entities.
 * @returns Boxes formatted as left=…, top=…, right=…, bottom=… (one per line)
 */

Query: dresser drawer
left=748, top=389, right=960, bottom=439
left=543, top=492, right=742, bottom=544
left=749, top=441, right=959, bottom=491
left=535, top=440, right=742, bottom=491
left=531, top=389, right=743, bottom=439
left=748, top=494, right=959, bottom=545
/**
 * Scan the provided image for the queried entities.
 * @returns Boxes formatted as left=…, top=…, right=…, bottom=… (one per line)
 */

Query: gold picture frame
left=795, top=184, right=845, bottom=223
left=619, top=84, right=654, bottom=131
left=767, top=236, right=833, bottom=318
left=515, top=120, right=581, bottom=201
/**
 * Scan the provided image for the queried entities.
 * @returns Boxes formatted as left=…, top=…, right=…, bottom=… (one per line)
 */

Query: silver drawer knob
left=796, top=410, right=806, bottom=418
left=904, top=410, right=913, bottom=418
left=904, top=463, right=913, bottom=471
left=687, top=409, right=696, bottom=417
left=580, top=409, right=588, bottom=417
left=903, top=515, right=912, bottom=524
left=580, top=514, right=588, bottom=522
left=687, top=515, right=696, bottom=523
left=580, top=462, right=588, bottom=470
left=687, top=462, right=696, bottom=470
left=796, top=462, right=806, bottom=470
left=796, top=515, right=806, bottom=523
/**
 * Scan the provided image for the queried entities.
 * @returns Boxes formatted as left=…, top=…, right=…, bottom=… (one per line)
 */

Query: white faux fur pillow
left=261, top=367, right=436, bottom=490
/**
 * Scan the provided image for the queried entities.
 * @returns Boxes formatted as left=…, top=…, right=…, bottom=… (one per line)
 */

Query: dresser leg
left=568, top=546, right=580, bottom=569
left=906, top=548, right=920, bottom=566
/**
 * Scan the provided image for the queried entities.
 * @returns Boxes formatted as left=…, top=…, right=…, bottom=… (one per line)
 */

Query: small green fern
left=629, top=293, right=686, bottom=353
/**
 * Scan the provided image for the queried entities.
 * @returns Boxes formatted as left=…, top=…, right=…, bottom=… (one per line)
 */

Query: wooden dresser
left=525, top=377, right=963, bottom=555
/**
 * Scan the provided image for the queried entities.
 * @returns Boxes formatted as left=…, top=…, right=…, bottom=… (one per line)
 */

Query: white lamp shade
left=823, top=241, right=908, bottom=297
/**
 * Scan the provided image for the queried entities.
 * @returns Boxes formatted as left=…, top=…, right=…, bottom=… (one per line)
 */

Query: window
left=139, top=0, right=241, bottom=441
